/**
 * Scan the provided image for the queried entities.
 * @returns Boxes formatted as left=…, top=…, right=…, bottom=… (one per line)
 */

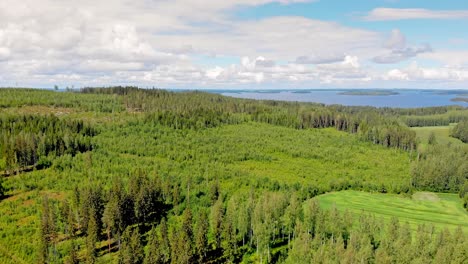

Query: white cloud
left=365, top=8, right=468, bottom=21
left=419, top=50, right=468, bottom=67
left=0, top=0, right=466, bottom=88
left=0, top=0, right=384, bottom=87
left=384, top=69, right=408, bottom=81
left=0, top=47, right=10, bottom=60
left=205, top=67, right=225, bottom=80
left=383, top=62, right=468, bottom=82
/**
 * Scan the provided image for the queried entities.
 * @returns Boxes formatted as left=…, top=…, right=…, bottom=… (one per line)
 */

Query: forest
left=0, top=87, right=467, bottom=264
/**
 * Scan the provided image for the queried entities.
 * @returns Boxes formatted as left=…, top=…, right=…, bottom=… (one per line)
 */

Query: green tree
left=284, top=224, right=311, bottom=264
left=38, top=196, right=55, bottom=263
left=211, top=197, right=224, bottom=249
left=85, top=208, right=98, bottom=264
left=283, top=193, right=301, bottom=247
left=103, top=178, right=134, bottom=251
left=170, top=208, right=194, bottom=264
left=159, top=218, right=171, bottom=263
left=145, top=226, right=162, bottom=264
left=119, top=227, right=144, bottom=264
left=182, top=208, right=194, bottom=245
left=195, top=210, right=209, bottom=263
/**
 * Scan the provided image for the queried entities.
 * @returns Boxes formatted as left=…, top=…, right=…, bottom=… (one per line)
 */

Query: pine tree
left=182, top=208, right=194, bottom=245
left=130, top=227, right=144, bottom=264
left=85, top=208, right=98, bottom=264
left=145, top=226, right=161, bottom=264
left=119, top=228, right=134, bottom=264
left=159, top=218, right=171, bottom=263
left=195, top=210, right=209, bottom=263
left=211, top=197, right=224, bottom=249
left=38, top=197, right=51, bottom=263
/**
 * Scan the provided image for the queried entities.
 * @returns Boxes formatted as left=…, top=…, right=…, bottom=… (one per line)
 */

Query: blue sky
left=0, top=0, right=468, bottom=89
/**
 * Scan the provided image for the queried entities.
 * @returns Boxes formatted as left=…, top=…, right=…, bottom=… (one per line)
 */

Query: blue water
left=215, top=90, right=468, bottom=108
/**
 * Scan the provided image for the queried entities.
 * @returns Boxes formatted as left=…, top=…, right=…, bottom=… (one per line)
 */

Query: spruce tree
left=144, top=226, right=161, bottom=264
left=85, top=209, right=98, bottom=264
left=195, top=210, right=209, bottom=263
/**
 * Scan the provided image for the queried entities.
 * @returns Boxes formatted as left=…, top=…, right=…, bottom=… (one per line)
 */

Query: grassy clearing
left=411, top=125, right=464, bottom=150
left=315, top=190, right=468, bottom=233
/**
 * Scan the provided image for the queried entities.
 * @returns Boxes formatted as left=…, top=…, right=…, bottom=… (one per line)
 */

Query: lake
left=210, top=89, right=468, bottom=108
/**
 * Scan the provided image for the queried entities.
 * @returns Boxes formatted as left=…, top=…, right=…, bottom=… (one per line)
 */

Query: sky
left=1, top=0, right=468, bottom=89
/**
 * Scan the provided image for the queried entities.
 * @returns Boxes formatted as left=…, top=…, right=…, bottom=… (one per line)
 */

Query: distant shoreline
left=338, top=91, right=399, bottom=96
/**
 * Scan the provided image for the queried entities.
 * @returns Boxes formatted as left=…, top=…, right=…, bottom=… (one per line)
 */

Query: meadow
left=316, top=190, right=468, bottom=233
left=411, top=125, right=464, bottom=150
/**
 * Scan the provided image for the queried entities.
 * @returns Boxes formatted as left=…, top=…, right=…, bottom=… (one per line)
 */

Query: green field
left=316, top=190, right=468, bottom=232
left=411, top=125, right=464, bottom=149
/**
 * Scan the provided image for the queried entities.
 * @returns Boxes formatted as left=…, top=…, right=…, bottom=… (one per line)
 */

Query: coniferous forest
left=0, top=87, right=467, bottom=264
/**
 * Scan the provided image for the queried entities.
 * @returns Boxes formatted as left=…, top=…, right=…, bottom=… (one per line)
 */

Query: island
left=451, top=97, right=468, bottom=103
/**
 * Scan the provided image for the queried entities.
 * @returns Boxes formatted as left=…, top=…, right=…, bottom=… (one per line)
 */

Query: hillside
left=0, top=88, right=466, bottom=263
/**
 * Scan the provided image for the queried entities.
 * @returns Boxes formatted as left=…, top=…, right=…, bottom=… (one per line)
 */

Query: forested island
left=451, top=97, right=468, bottom=103
left=0, top=87, right=467, bottom=264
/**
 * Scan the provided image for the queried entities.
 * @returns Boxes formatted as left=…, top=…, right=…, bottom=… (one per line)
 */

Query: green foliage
left=451, top=120, right=468, bottom=143
left=400, top=109, right=468, bottom=127
left=0, top=88, right=124, bottom=112
left=412, top=125, right=465, bottom=150
left=0, top=114, right=96, bottom=172
left=119, top=227, right=144, bottom=264
left=411, top=144, right=467, bottom=192
left=0, top=87, right=466, bottom=263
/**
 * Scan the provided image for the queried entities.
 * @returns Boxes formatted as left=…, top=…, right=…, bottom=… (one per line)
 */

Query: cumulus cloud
left=372, top=29, right=432, bottom=64
left=0, top=0, right=384, bottom=87
left=383, top=69, right=409, bottom=81
left=365, top=8, right=468, bottom=21
left=383, top=62, right=468, bottom=82
left=0, top=0, right=466, bottom=88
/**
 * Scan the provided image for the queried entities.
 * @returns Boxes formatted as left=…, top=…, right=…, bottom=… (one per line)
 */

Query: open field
left=316, top=190, right=468, bottom=232
left=411, top=125, right=464, bottom=149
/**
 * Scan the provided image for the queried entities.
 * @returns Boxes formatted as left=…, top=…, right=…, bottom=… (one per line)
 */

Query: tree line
left=79, top=87, right=418, bottom=151
left=451, top=120, right=468, bottom=143
left=0, top=114, right=96, bottom=174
